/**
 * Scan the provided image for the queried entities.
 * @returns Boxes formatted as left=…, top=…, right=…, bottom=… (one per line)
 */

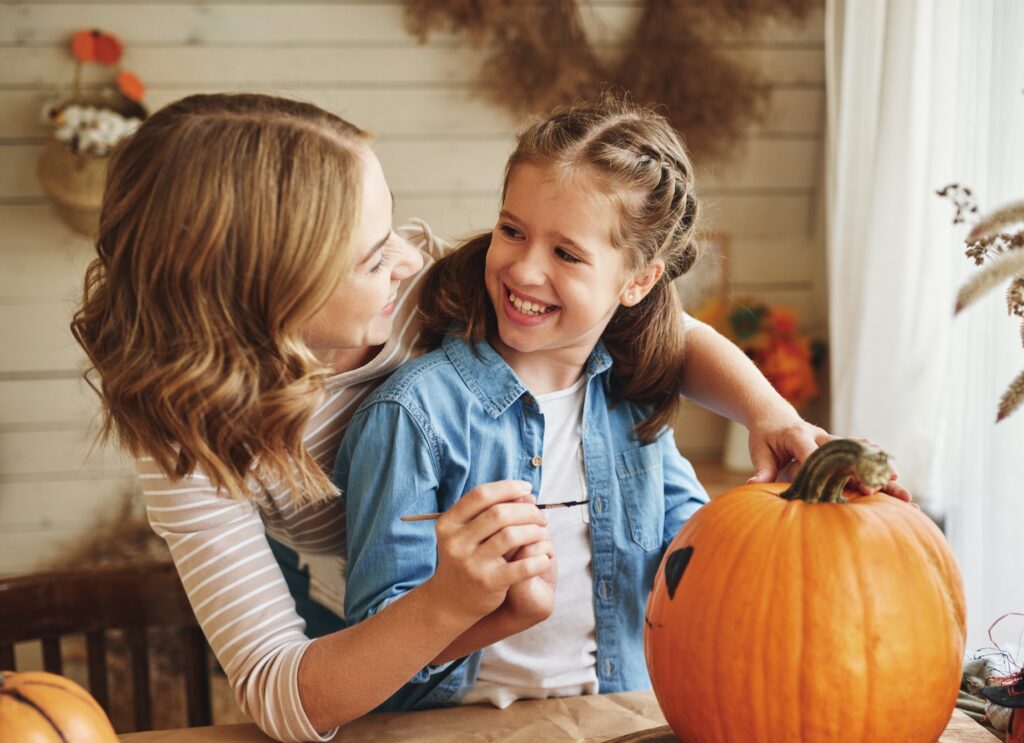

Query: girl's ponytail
left=604, top=275, right=687, bottom=441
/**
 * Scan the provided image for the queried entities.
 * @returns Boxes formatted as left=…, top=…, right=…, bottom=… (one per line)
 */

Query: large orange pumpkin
left=0, top=670, right=118, bottom=742
left=645, top=439, right=966, bottom=743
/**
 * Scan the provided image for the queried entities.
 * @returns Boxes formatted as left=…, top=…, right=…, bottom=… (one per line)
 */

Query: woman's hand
left=424, top=480, right=552, bottom=624
left=746, top=416, right=913, bottom=502
left=503, top=540, right=557, bottom=629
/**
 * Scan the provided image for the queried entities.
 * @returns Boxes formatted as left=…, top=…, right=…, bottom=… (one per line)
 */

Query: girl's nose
left=507, top=246, right=545, bottom=287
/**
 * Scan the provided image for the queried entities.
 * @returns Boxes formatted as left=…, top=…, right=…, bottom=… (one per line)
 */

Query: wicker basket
left=36, top=92, right=146, bottom=237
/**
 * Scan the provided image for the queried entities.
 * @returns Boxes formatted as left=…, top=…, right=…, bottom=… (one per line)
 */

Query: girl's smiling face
left=485, top=163, right=660, bottom=383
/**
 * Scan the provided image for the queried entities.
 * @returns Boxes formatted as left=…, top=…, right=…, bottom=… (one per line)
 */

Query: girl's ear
left=620, top=260, right=665, bottom=307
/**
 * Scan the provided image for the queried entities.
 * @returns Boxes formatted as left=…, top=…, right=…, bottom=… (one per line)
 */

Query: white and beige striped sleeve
left=139, top=221, right=438, bottom=741
left=399, top=217, right=452, bottom=261
left=140, top=459, right=337, bottom=743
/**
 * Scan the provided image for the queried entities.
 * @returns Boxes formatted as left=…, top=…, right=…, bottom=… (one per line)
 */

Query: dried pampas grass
left=940, top=186, right=1024, bottom=421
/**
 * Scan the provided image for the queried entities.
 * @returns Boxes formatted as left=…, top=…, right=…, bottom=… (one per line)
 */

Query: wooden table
left=119, top=691, right=996, bottom=742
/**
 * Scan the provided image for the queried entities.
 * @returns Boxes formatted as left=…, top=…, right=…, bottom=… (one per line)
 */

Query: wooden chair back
left=0, top=560, right=212, bottom=730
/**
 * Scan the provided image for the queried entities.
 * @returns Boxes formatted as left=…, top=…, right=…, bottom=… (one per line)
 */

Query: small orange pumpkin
left=0, top=670, right=118, bottom=742
left=645, top=439, right=966, bottom=743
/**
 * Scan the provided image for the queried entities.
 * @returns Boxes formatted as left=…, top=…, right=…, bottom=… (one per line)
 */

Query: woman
left=72, top=93, right=895, bottom=742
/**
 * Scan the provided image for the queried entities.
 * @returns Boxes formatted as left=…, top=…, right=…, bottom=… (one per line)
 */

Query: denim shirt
left=335, top=334, right=708, bottom=711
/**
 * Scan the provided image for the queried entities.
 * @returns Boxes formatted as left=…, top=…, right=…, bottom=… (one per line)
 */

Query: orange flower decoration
left=758, top=337, right=819, bottom=410
left=696, top=297, right=824, bottom=410
left=70, top=30, right=123, bottom=66
left=94, top=32, right=123, bottom=66
left=768, top=306, right=798, bottom=335
left=116, top=71, right=145, bottom=102
left=71, top=30, right=97, bottom=63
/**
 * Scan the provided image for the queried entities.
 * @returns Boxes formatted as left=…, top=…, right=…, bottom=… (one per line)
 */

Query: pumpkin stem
left=779, top=439, right=893, bottom=503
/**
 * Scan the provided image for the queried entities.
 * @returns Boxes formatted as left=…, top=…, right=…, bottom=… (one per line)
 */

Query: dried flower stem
left=955, top=249, right=1024, bottom=314
left=937, top=183, right=980, bottom=224
left=997, top=368, right=1024, bottom=422
left=941, top=184, right=1024, bottom=421
left=968, top=199, right=1024, bottom=243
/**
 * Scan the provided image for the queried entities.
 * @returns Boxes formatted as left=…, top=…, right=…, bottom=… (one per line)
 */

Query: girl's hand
left=503, top=541, right=557, bottom=628
left=746, top=417, right=913, bottom=502
left=425, top=480, right=552, bottom=624
left=745, top=413, right=828, bottom=484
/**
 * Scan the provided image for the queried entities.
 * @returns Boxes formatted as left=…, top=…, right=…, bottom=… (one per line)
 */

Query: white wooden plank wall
left=0, top=1, right=827, bottom=574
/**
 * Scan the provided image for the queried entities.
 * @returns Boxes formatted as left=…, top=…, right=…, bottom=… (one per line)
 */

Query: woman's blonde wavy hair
left=420, top=95, right=700, bottom=441
left=72, top=93, right=371, bottom=503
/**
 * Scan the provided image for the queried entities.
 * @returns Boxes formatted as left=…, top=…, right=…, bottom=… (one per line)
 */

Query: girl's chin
left=494, top=326, right=543, bottom=354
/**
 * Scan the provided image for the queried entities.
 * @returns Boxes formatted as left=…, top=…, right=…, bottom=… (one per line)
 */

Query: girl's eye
left=499, top=224, right=523, bottom=239
left=555, top=247, right=581, bottom=264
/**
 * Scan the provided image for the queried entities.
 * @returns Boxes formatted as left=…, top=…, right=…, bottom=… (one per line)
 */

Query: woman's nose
left=392, top=237, right=424, bottom=280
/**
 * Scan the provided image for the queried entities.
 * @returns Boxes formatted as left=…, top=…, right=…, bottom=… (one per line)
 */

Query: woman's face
left=302, top=148, right=424, bottom=371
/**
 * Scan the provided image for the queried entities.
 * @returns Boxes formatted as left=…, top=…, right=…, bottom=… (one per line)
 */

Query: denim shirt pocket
left=616, top=443, right=665, bottom=551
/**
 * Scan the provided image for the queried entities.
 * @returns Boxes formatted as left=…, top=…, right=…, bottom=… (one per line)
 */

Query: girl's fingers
left=479, top=523, right=549, bottom=561
left=443, top=480, right=533, bottom=525
left=880, top=480, right=913, bottom=502
left=497, top=554, right=552, bottom=585
left=747, top=425, right=830, bottom=484
left=510, top=540, right=555, bottom=561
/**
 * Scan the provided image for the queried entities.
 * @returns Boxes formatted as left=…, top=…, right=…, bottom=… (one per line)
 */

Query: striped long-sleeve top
left=141, top=221, right=446, bottom=742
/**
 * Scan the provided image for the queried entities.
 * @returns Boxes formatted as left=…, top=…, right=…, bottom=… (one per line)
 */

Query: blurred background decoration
left=0, top=2, right=831, bottom=582
left=697, top=297, right=825, bottom=411
left=403, top=0, right=821, bottom=163
left=36, top=29, right=146, bottom=236
left=696, top=295, right=825, bottom=471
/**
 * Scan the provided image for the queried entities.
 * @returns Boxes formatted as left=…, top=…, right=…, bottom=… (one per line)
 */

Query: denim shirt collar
left=441, top=334, right=613, bottom=418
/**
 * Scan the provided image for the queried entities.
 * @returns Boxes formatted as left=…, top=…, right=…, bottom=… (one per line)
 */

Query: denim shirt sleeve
left=335, top=399, right=467, bottom=688
left=658, top=429, right=710, bottom=552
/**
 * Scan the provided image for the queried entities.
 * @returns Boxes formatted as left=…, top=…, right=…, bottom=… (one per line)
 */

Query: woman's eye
left=499, top=224, right=523, bottom=239
left=555, top=247, right=581, bottom=264
left=369, top=252, right=391, bottom=274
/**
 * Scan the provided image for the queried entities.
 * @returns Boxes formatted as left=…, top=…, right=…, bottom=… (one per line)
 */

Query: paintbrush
left=400, top=499, right=589, bottom=522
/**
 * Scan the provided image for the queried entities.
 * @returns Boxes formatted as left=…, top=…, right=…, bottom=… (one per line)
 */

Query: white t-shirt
left=461, top=376, right=599, bottom=708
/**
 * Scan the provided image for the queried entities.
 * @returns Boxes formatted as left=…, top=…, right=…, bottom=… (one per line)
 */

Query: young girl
left=337, top=97, right=712, bottom=710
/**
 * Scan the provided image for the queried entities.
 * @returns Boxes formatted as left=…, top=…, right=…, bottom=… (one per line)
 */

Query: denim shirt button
left=603, top=659, right=614, bottom=677
left=599, top=582, right=610, bottom=599
left=522, top=394, right=534, bottom=407
left=530, top=455, right=543, bottom=467
left=595, top=498, right=604, bottom=514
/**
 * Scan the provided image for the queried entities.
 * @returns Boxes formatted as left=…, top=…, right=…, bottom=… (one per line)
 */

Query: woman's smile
left=379, top=290, right=399, bottom=316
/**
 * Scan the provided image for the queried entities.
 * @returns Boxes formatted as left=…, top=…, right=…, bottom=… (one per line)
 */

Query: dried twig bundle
left=403, top=0, right=821, bottom=163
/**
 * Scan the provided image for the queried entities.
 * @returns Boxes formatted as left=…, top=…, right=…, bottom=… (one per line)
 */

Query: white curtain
left=826, top=0, right=1024, bottom=653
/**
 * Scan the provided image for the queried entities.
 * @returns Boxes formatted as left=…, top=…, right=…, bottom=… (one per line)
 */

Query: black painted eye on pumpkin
left=664, top=546, right=693, bottom=599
